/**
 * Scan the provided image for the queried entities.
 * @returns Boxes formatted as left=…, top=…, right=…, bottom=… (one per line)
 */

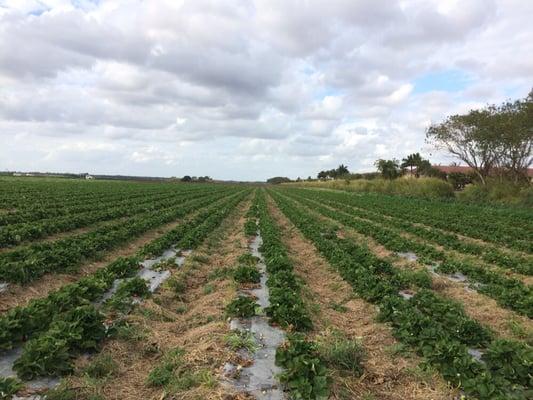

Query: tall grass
left=285, top=177, right=454, bottom=199
left=458, top=180, right=533, bottom=207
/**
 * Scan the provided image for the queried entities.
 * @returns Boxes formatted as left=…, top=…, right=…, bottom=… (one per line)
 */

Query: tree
left=401, top=153, right=423, bottom=177
left=416, top=159, right=446, bottom=178
left=375, top=159, right=400, bottom=180
left=181, top=175, right=192, bottom=182
left=426, top=90, right=532, bottom=185
left=267, top=177, right=291, bottom=184
left=426, top=109, right=498, bottom=185
left=317, top=171, right=328, bottom=180
left=492, top=92, right=533, bottom=183
left=448, top=172, right=474, bottom=190
left=317, top=164, right=350, bottom=180
left=335, top=164, right=349, bottom=177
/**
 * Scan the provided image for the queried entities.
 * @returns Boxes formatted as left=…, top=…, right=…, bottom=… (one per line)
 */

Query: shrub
left=286, top=177, right=454, bottom=199
left=448, top=172, right=474, bottom=190
left=458, top=180, right=533, bottom=206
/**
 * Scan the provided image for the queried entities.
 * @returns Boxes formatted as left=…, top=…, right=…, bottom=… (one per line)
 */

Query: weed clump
left=317, top=331, right=365, bottom=376
left=224, top=330, right=258, bottom=352
left=83, top=354, right=118, bottom=379
left=146, top=348, right=215, bottom=392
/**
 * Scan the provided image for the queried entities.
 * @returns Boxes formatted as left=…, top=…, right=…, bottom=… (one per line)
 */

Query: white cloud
left=0, top=0, right=531, bottom=180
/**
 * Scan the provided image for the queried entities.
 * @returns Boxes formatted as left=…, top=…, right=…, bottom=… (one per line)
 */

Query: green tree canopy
left=267, top=177, right=291, bottom=184
left=401, top=153, right=424, bottom=176
left=375, top=159, right=400, bottom=180
left=426, top=90, right=532, bottom=184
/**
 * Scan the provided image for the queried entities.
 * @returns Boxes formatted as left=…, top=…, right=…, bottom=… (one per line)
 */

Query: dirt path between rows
left=0, top=218, right=187, bottom=313
left=63, top=198, right=252, bottom=400
left=266, top=196, right=457, bottom=400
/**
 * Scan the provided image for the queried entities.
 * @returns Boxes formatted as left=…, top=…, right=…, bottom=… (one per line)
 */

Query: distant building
left=85, top=174, right=94, bottom=180
left=434, top=165, right=533, bottom=180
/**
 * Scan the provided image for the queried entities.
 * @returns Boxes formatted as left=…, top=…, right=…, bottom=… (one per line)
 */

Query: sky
left=0, top=0, right=532, bottom=181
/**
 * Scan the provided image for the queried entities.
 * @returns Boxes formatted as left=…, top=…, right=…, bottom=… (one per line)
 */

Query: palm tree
left=336, top=164, right=349, bottom=177
left=401, top=153, right=423, bottom=177
left=375, top=159, right=400, bottom=180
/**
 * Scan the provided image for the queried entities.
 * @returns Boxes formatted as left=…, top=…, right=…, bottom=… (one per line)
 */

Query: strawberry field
left=0, top=178, right=531, bottom=400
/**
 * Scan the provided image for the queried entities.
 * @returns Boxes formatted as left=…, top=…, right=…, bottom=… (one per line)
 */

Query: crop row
left=288, top=188, right=532, bottom=275
left=0, top=178, right=175, bottom=205
left=0, top=186, right=220, bottom=247
left=283, top=188, right=532, bottom=253
left=255, top=191, right=313, bottom=331
left=270, top=190, right=532, bottom=400
left=248, top=191, right=329, bottom=400
left=0, top=189, right=248, bottom=381
left=282, top=190, right=533, bottom=318
left=0, top=179, right=161, bottom=209
left=0, top=184, right=209, bottom=226
left=0, top=188, right=236, bottom=284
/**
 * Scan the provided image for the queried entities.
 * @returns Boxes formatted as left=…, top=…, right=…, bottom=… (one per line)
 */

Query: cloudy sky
left=0, top=0, right=531, bottom=180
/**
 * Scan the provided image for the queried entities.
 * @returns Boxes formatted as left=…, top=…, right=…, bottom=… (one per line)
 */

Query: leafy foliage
left=0, top=186, right=251, bottom=382
left=255, top=191, right=313, bottom=331
left=0, top=190, right=233, bottom=283
left=14, top=305, right=106, bottom=379
left=233, top=264, right=261, bottom=284
left=0, top=377, right=22, bottom=399
left=225, top=295, right=257, bottom=318
left=269, top=188, right=532, bottom=399
left=276, top=334, right=330, bottom=400
left=104, top=277, right=151, bottom=312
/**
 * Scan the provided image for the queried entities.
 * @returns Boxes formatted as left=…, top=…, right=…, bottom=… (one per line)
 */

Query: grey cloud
left=0, top=0, right=531, bottom=179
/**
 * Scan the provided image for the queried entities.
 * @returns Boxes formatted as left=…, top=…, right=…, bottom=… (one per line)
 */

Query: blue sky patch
left=413, top=69, right=474, bottom=94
